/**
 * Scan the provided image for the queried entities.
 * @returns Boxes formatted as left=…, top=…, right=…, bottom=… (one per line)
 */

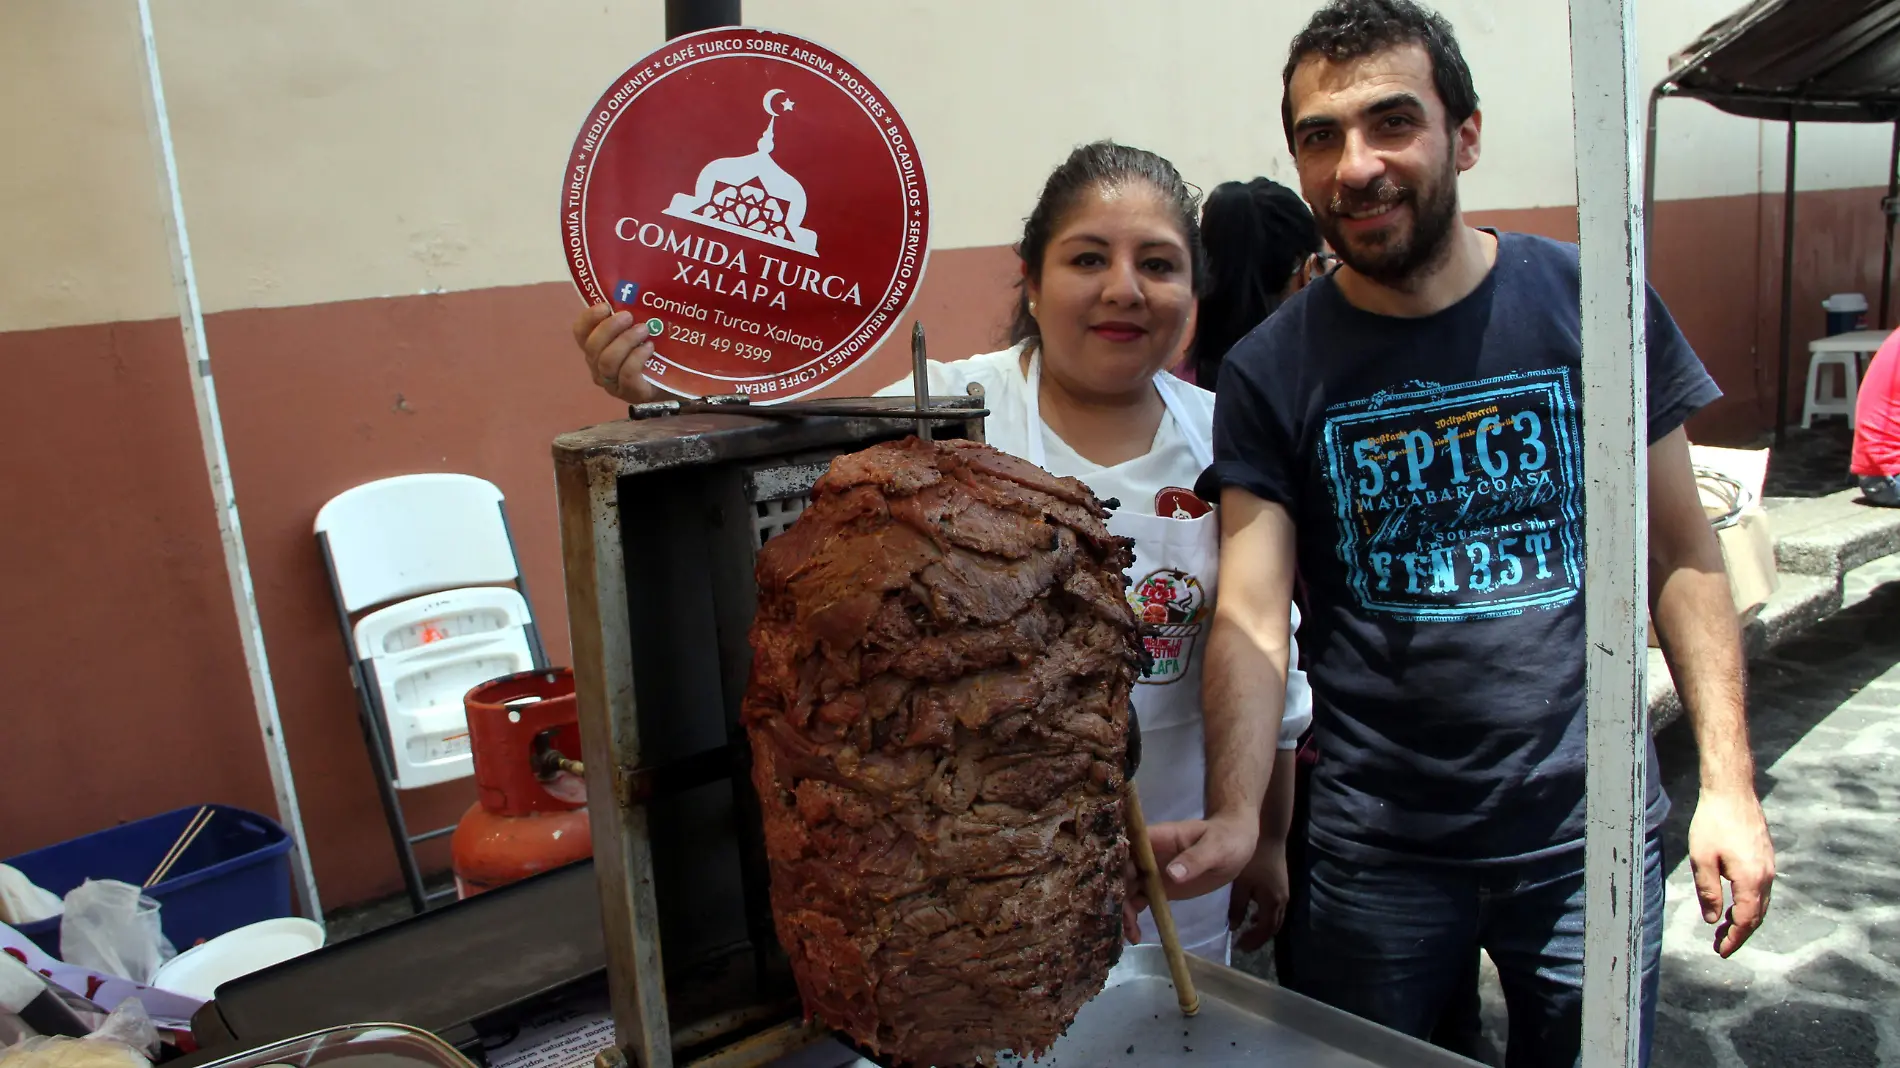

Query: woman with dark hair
left=575, top=140, right=1312, bottom=965
left=1183, top=177, right=1323, bottom=390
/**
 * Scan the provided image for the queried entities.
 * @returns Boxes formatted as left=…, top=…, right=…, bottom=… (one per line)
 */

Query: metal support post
left=1879, top=121, right=1898, bottom=329
left=1774, top=120, right=1799, bottom=446
left=666, top=0, right=740, bottom=39
left=133, top=0, right=323, bottom=924
left=562, top=454, right=673, bottom=1068
left=1567, top=0, right=1648, bottom=1063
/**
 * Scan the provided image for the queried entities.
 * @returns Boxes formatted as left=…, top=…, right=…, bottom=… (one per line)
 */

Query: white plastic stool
left=1802, top=350, right=1860, bottom=428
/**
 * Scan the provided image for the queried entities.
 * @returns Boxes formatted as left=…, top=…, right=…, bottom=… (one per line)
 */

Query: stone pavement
left=1761, top=423, right=1858, bottom=500
left=1645, top=553, right=1900, bottom=1066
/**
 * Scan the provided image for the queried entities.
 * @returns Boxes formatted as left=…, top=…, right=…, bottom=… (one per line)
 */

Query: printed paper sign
left=486, top=1009, right=614, bottom=1068
left=562, top=28, right=930, bottom=401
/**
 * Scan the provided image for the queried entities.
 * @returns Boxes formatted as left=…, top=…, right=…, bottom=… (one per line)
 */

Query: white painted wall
left=3, top=0, right=1891, bottom=332
left=145, top=0, right=668, bottom=320
left=0, top=1, right=180, bottom=330
left=1639, top=0, right=1894, bottom=199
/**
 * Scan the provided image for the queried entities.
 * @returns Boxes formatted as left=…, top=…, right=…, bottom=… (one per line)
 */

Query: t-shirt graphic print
left=1320, top=368, right=1583, bottom=621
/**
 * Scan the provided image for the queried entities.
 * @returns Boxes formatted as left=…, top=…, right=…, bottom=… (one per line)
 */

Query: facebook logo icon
left=614, top=280, right=639, bottom=304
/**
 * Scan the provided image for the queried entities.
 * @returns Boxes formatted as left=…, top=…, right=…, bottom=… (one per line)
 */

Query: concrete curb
left=1648, top=574, right=1842, bottom=733
left=1768, top=490, right=1900, bottom=578
left=1648, top=489, right=1900, bottom=733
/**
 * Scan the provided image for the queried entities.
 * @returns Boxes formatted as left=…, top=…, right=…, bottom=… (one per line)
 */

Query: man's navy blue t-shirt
left=1196, top=231, right=1721, bottom=865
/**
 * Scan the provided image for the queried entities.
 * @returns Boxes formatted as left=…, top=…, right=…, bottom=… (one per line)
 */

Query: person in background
left=1183, top=177, right=1324, bottom=391
left=574, top=140, right=1313, bottom=964
left=1149, top=1, right=1776, bottom=1065
left=1851, top=328, right=1900, bottom=506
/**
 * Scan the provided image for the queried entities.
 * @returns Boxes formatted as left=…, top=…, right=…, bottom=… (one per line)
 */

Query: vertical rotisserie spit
left=743, top=436, right=1141, bottom=1066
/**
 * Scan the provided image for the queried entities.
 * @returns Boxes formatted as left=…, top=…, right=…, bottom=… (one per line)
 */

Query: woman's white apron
left=1024, top=356, right=1229, bottom=963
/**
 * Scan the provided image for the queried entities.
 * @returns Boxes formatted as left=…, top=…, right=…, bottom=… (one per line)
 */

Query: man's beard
left=1318, top=156, right=1460, bottom=287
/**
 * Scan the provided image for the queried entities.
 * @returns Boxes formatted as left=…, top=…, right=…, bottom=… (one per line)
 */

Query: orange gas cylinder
left=451, top=668, right=592, bottom=899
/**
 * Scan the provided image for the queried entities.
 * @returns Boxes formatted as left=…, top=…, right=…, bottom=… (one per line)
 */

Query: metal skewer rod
left=1124, top=785, right=1200, bottom=1016
left=627, top=400, right=989, bottom=422
left=911, top=321, right=932, bottom=442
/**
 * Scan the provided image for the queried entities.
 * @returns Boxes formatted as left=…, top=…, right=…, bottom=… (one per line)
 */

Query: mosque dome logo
left=663, top=89, right=818, bottom=256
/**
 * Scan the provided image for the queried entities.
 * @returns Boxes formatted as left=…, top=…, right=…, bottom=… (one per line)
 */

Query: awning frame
left=1644, top=0, right=1900, bottom=444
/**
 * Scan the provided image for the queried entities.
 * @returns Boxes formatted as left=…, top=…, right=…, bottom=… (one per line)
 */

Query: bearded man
left=1143, top=2, right=1776, bottom=1064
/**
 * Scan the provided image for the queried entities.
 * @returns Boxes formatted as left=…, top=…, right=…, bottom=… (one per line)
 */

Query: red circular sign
left=563, top=28, right=930, bottom=402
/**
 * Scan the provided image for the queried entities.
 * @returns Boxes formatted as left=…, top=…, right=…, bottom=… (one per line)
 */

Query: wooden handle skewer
left=145, top=806, right=212, bottom=888
left=1124, top=785, right=1200, bottom=1016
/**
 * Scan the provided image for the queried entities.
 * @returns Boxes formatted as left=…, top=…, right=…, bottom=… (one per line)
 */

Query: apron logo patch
left=1129, top=569, right=1206, bottom=685
left=1155, top=487, right=1211, bottom=519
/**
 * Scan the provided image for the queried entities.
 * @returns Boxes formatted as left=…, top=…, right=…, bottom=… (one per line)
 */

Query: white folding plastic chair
left=314, top=474, right=549, bottom=912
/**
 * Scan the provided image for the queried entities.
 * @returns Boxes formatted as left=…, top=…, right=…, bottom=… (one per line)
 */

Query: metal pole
left=578, top=10, right=748, bottom=1067
left=1774, top=119, right=1798, bottom=446
left=666, top=0, right=740, bottom=39
left=1567, top=0, right=1648, bottom=1063
left=912, top=322, right=932, bottom=442
left=132, top=0, right=323, bottom=923
left=1880, top=120, right=1898, bottom=329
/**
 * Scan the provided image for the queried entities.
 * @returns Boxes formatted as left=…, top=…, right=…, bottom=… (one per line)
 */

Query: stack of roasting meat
left=743, top=437, right=1141, bottom=1067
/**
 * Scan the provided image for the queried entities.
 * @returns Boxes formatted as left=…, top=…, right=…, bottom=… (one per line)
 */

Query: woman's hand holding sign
left=575, top=302, right=661, bottom=405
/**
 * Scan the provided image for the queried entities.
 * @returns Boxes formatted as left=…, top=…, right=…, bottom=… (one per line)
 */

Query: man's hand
left=1121, top=813, right=1259, bottom=942
left=1690, top=789, right=1775, bottom=957
left=1227, top=836, right=1290, bottom=953
left=1140, top=813, right=1260, bottom=901
left=574, top=302, right=659, bottom=404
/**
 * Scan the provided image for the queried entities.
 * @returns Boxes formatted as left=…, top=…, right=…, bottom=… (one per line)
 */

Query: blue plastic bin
left=5, top=805, right=293, bottom=960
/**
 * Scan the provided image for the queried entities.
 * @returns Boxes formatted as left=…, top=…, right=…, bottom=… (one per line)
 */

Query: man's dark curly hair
left=1280, top=0, right=1479, bottom=151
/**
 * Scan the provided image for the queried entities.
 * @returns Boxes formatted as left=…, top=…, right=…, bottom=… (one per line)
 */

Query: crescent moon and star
left=763, top=88, right=795, bottom=116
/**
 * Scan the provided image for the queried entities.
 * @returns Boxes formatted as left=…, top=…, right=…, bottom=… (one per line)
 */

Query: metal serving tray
left=989, top=946, right=1482, bottom=1068
left=188, top=1023, right=481, bottom=1068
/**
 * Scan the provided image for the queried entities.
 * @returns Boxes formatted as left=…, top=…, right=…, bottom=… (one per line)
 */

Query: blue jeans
left=1284, top=834, right=1665, bottom=1068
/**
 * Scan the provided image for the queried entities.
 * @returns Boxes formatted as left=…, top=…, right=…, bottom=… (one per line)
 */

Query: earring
left=1028, top=300, right=1037, bottom=316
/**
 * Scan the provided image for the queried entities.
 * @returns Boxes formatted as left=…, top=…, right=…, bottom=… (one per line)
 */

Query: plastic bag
left=0, top=922, right=202, bottom=1032
left=0, top=951, right=92, bottom=1046
left=0, top=999, right=158, bottom=1068
left=76, top=1002, right=155, bottom=1058
left=0, top=1015, right=35, bottom=1054
left=57, top=885, right=172, bottom=987
left=0, top=869, right=61, bottom=928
